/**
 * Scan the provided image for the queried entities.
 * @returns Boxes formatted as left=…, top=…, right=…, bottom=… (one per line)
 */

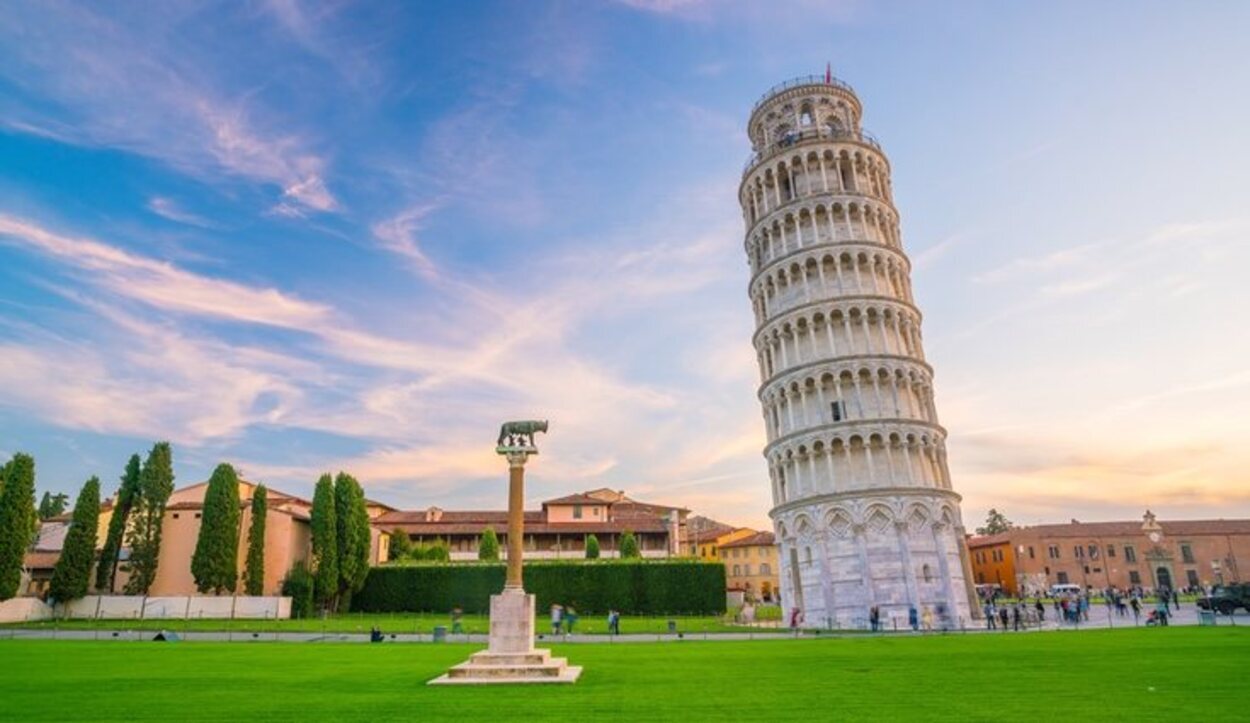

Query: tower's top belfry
left=744, top=71, right=875, bottom=170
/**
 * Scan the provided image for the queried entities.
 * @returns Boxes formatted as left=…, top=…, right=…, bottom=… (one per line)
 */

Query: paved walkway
left=3, top=608, right=1245, bottom=644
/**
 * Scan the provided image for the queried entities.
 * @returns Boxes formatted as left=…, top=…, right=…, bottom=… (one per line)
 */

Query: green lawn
left=1, top=628, right=1245, bottom=721
left=0, top=612, right=763, bottom=635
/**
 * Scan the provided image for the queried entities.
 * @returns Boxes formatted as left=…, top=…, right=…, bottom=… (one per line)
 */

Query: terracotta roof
left=165, top=500, right=310, bottom=521
left=375, top=510, right=544, bottom=526
left=720, top=531, right=777, bottom=548
left=971, top=518, right=1250, bottom=542
left=23, top=551, right=60, bottom=570
left=967, top=532, right=1013, bottom=548
left=542, top=494, right=606, bottom=506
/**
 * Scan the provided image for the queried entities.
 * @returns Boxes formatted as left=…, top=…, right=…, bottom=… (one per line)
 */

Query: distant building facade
left=375, top=488, right=688, bottom=561
left=968, top=511, right=1250, bottom=596
left=23, top=479, right=387, bottom=598
left=721, top=530, right=781, bottom=603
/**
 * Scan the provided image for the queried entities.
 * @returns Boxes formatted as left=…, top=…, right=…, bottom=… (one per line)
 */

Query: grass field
left=0, top=612, right=766, bottom=635
left=1, top=628, right=1245, bottom=721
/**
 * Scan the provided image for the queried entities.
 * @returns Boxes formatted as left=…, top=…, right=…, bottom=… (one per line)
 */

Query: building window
left=194, top=513, right=201, bottom=519
left=1074, top=545, right=1083, bottom=559
left=1048, top=545, right=1060, bottom=559
left=573, top=505, right=582, bottom=520
left=1181, top=544, right=1195, bottom=564
left=760, top=563, right=771, bottom=576
left=1186, top=570, right=1200, bottom=587
left=1107, top=545, right=1116, bottom=558
left=733, top=565, right=741, bottom=576
left=1129, top=570, right=1141, bottom=585
left=744, top=564, right=752, bottom=576
left=1124, top=546, right=1137, bottom=563
left=805, top=547, right=812, bottom=565
left=922, top=564, right=933, bottom=583
left=1056, top=572, right=1069, bottom=584
left=1028, top=546, right=1035, bottom=560
left=831, top=400, right=846, bottom=422
left=1088, top=544, right=1099, bottom=559
left=172, top=513, right=180, bottom=519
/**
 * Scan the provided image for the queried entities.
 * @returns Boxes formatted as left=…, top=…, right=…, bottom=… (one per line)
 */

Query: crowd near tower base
left=740, top=72, right=977, bottom=629
left=430, top=423, right=581, bottom=685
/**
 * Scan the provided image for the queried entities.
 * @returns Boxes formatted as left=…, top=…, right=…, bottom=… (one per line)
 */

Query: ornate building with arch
left=739, top=74, right=977, bottom=628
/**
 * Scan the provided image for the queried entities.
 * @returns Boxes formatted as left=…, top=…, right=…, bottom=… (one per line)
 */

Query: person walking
left=451, top=605, right=464, bottom=635
left=908, top=606, right=919, bottom=631
left=789, top=606, right=803, bottom=630
left=607, top=609, right=620, bottom=635
left=1171, top=589, right=1180, bottom=611
left=921, top=605, right=934, bottom=632
left=998, top=605, right=1009, bottom=631
left=1154, top=595, right=1170, bottom=626
left=550, top=603, right=564, bottom=635
left=1012, top=604, right=1022, bottom=631
left=984, top=601, right=996, bottom=630
left=1034, top=598, right=1045, bottom=622
left=1130, top=595, right=1141, bottom=623
left=869, top=604, right=880, bottom=632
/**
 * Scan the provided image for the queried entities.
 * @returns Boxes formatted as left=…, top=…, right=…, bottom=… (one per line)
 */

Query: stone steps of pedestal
left=447, top=659, right=571, bottom=679
left=469, top=651, right=551, bottom=666
left=429, top=666, right=583, bottom=686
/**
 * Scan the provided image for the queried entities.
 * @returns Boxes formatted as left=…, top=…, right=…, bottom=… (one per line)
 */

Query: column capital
left=502, top=451, right=532, bottom=469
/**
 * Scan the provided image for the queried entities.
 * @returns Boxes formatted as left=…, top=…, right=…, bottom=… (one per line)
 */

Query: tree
left=478, top=528, right=500, bottom=561
left=38, top=492, right=68, bottom=520
left=48, top=477, right=100, bottom=604
left=243, top=484, right=267, bottom=596
left=96, top=454, right=141, bottom=592
left=191, top=463, right=241, bottom=594
left=124, top=442, right=175, bottom=595
left=0, top=454, right=37, bottom=600
left=310, top=474, right=337, bottom=609
left=619, top=530, right=640, bottom=559
left=585, top=534, right=600, bottom=559
left=281, top=562, right=314, bottom=619
left=387, top=529, right=411, bottom=561
left=333, top=472, right=370, bottom=611
left=976, top=508, right=1014, bottom=536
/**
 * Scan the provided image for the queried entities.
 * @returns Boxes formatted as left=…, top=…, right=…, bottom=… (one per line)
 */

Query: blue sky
left=1, top=1, right=1248, bottom=528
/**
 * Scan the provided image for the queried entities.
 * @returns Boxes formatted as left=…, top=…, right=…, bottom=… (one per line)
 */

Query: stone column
left=505, top=452, right=527, bottom=591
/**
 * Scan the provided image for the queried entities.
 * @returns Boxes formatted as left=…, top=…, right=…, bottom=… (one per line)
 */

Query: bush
left=408, top=541, right=449, bottom=562
left=282, top=562, right=315, bottom=619
left=478, top=528, right=499, bottom=561
left=585, top=534, right=600, bottom=559
left=619, top=530, right=640, bottom=559
left=353, top=560, right=725, bottom=615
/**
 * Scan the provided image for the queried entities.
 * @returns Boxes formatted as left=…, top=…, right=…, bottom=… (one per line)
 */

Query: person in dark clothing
left=869, top=605, right=881, bottom=632
left=1034, top=599, right=1045, bottom=622
left=1012, top=605, right=1022, bottom=631
left=998, top=606, right=1009, bottom=631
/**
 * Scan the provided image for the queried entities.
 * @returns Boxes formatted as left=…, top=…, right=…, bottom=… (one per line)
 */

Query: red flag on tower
left=825, top=62, right=832, bottom=84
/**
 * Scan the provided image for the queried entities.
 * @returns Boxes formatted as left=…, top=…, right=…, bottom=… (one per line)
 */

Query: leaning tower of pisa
left=740, top=73, right=976, bottom=628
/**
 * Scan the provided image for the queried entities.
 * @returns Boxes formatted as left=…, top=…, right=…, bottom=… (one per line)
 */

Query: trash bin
left=667, top=620, right=677, bottom=634
left=1198, top=611, right=1216, bottom=627
left=433, top=625, right=447, bottom=642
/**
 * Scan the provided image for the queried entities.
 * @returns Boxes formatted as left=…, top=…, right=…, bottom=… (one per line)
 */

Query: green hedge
left=352, top=560, right=725, bottom=615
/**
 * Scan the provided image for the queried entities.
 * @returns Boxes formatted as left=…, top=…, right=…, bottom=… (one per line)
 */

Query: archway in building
left=1155, top=566, right=1173, bottom=591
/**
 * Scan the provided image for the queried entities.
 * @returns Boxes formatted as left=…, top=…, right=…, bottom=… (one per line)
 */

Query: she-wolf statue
left=496, top=420, right=549, bottom=448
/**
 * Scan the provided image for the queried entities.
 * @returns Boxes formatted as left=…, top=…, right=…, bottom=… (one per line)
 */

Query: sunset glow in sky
left=2, top=1, right=1248, bottom=528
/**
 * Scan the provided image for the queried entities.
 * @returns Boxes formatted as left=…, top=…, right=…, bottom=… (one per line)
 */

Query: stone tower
left=739, top=73, right=976, bottom=628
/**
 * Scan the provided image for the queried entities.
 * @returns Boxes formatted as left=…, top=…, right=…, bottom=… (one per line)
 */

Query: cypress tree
left=96, top=454, right=141, bottom=592
left=478, top=528, right=500, bottom=561
left=124, top=442, right=175, bottom=595
left=48, top=476, right=101, bottom=603
left=243, top=484, right=267, bottom=596
left=191, top=463, right=241, bottom=594
left=38, top=492, right=52, bottom=520
left=310, top=474, right=337, bottom=608
left=0, top=454, right=37, bottom=600
left=388, top=529, right=411, bottom=561
left=585, top=533, right=600, bottom=559
left=620, top=530, right=641, bottom=559
left=333, top=472, right=370, bottom=611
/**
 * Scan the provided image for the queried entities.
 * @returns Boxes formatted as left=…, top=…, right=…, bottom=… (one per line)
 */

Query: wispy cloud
left=370, top=202, right=443, bottom=281
left=146, top=197, right=215, bottom=229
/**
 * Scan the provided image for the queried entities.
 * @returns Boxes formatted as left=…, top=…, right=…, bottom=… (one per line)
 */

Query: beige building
left=721, top=531, right=781, bottom=603
left=376, top=488, right=688, bottom=561
left=25, top=479, right=386, bottom=598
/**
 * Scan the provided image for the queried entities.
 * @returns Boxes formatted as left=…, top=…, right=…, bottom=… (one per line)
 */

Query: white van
left=1049, top=583, right=1082, bottom=597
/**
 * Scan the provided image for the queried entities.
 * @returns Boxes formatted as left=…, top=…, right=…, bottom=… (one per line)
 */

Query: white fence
left=46, top=595, right=292, bottom=621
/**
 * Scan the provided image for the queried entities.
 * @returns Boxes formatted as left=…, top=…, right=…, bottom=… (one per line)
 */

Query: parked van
left=1048, top=583, right=1082, bottom=597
